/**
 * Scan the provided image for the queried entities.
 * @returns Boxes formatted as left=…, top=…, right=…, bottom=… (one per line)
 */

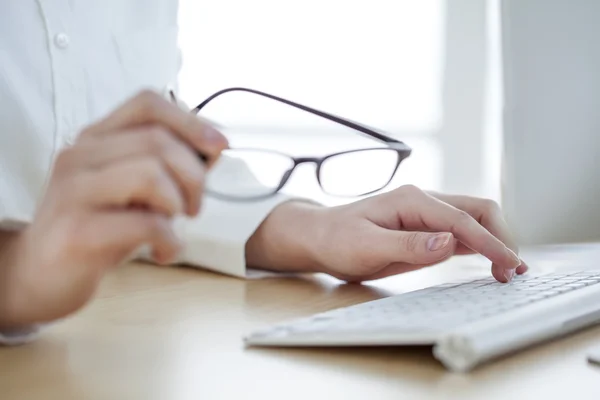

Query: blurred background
left=176, top=0, right=600, bottom=245
left=177, top=0, right=500, bottom=204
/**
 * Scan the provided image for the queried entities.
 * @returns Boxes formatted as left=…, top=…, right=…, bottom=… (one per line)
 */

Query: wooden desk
left=1, top=248, right=600, bottom=400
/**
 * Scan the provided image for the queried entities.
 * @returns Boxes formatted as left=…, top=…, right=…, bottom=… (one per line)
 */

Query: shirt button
left=54, top=33, right=70, bottom=49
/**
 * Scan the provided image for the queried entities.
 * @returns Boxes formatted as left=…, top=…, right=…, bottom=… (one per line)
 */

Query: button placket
left=39, top=4, right=70, bottom=149
left=54, top=33, right=70, bottom=49
left=38, top=0, right=87, bottom=151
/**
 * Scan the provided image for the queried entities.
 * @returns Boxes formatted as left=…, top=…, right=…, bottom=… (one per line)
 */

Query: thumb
left=386, top=231, right=455, bottom=265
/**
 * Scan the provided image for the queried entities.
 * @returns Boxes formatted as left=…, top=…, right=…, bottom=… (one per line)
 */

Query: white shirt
left=0, top=0, right=293, bottom=342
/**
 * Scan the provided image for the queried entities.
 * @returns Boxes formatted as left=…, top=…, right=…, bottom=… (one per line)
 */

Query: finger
left=429, top=193, right=525, bottom=280
left=390, top=188, right=521, bottom=282
left=429, top=193, right=518, bottom=247
left=516, top=263, right=529, bottom=275
left=75, top=126, right=206, bottom=216
left=80, top=90, right=228, bottom=167
left=75, top=157, right=185, bottom=217
left=450, top=242, right=529, bottom=276
left=454, top=242, right=476, bottom=255
left=81, top=211, right=182, bottom=267
left=373, top=229, right=456, bottom=267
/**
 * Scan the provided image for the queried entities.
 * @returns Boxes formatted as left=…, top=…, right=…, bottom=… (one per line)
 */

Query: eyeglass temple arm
left=192, top=87, right=407, bottom=146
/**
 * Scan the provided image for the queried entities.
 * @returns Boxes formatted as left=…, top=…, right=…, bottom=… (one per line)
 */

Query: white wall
left=501, top=0, right=600, bottom=244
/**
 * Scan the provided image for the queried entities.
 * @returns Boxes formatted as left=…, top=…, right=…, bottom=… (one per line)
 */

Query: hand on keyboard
left=307, top=186, right=527, bottom=283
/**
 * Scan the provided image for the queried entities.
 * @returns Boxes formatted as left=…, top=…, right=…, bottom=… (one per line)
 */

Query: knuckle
left=456, top=210, right=472, bottom=222
left=137, top=90, right=165, bottom=114
left=146, top=215, right=169, bottom=236
left=398, top=184, right=423, bottom=197
left=137, top=89, right=160, bottom=103
left=401, top=232, right=424, bottom=253
left=146, top=217, right=179, bottom=254
left=186, top=168, right=205, bottom=197
left=182, top=112, right=200, bottom=132
left=167, top=144, right=206, bottom=188
left=186, top=156, right=207, bottom=186
left=451, top=210, right=474, bottom=232
left=143, top=126, right=171, bottom=154
left=481, top=198, right=501, bottom=214
left=139, top=160, right=165, bottom=193
left=137, top=161, right=183, bottom=215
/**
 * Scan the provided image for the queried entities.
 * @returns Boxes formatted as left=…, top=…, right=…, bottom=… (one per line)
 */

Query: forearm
left=245, top=201, right=326, bottom=274
left=0, top=230, right=30, bottom=330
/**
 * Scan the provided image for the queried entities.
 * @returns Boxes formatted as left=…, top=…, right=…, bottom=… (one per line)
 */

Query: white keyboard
left=245, top=271, right=600, bottom=372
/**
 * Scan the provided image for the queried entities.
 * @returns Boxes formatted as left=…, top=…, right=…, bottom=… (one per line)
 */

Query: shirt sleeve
left=170, top=193, right=294, bottom=278
left=0, top=156, right=37, bottom=231
left=142, top=154, right=315, bottom=278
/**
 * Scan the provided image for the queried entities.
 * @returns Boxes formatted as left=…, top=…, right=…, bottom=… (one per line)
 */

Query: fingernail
left=506, top=248, right=521, bottom=268
left=516, top=262, right=529, bottom=275
left=503, top=268, right=516, bottom=282
left=427, top=233, right=452, bottom=251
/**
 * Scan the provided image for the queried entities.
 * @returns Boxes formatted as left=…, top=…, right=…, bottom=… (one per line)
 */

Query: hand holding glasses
left=172, top=88, right=412, bottom=201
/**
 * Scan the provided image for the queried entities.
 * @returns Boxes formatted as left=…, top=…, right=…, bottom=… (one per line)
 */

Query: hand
left=247, top=185, right=527, bottom=283
left=0, top=90, right=227, bottom=328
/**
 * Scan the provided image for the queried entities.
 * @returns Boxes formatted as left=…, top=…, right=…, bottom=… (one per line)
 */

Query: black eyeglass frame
left=189, top=87, right=413, bottom=201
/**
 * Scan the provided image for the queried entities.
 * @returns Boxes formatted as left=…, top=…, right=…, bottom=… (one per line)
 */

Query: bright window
left=178, top=0, right=500, bottom=205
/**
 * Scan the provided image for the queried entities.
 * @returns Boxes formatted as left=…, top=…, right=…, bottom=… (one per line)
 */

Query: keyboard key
left=532, top=279, right=555, bottom=284
left=540, top=290, right=562, bottom=297
left=564, top=283, right=588, bottom=289
left=578, top=279, right=600, bottom=285
left=512, top=298, right=535, bottom=307
left=535, top=284, right=562, bottom=289
left=517, top=287, right=548, bottom=292
left=556, top=286, right=575, bottom=294
left=573, top=271, right=600, bottom=277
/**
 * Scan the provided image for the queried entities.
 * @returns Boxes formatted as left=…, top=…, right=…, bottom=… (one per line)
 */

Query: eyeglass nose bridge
left=275, top=156, right=323, bottom=192
left=293, top=156, right=322, bottom=166
left=291, top=157, right=323, bottom=179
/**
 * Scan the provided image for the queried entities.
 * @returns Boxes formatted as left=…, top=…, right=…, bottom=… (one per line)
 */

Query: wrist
left=0, top=230, right=30, bottom=329
left=245, top=200, right=327, bottom=273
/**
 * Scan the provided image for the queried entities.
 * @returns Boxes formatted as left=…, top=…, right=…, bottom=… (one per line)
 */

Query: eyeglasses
left=182, top=87, right=412, bottom=201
